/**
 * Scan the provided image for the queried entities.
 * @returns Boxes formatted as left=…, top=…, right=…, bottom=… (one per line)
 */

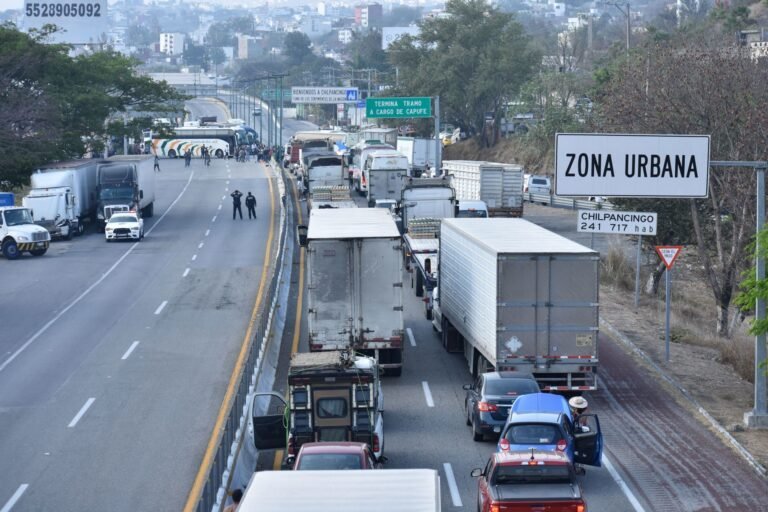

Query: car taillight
left=372, top=433, right=380, bottom=453
left=490, top=504, right=500, bottom=512
left=477, top=401, right=498, bottom=412
left=499, top=438, right=510, bottom=451
left=556, top=439, right=567, bottom=452
left=576, top=504, right=586, bottom=512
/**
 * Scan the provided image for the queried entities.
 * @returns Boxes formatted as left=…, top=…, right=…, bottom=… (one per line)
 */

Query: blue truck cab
left=497, top=393, right=603, bottom=468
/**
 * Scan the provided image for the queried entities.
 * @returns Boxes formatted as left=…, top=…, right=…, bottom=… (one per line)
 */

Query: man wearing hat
left=568, top=396, right=589, bottom=431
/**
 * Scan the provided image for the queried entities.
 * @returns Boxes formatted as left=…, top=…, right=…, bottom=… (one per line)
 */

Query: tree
left=284, top=31, right=313, bottom=65
left=388, top=0, right=539, bottom=144
left=596, top=32, right=768, bottom=336
left=0, top=23, right=186, bottom=189
left=382, top=6, right=422, bottom=26
left=348, top=31, right=389, bottom=72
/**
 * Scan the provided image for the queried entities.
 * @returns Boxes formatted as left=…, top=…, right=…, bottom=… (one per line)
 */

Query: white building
left=159, top=32, right=185, bottom=55
left=339, top=28, right=354, bottom=44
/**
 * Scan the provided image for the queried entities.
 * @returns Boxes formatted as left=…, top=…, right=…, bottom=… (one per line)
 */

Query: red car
left=287, top=442, right=385, bottom=470
left=472, top=450, right=587, bottom=512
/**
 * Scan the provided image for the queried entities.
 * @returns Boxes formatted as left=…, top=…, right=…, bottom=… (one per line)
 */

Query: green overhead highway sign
left=261, top=89, right=291, bottom=101
left=366, top=97, right=432, bottom=118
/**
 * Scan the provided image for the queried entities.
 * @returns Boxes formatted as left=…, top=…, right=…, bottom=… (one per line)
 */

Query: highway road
left=258, top=184, right=768, bottom=511
left=0, top=98, right=293, bottom=511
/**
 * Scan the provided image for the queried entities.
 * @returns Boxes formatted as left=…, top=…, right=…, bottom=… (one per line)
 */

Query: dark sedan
left=464, top=371, right=540, bottom=441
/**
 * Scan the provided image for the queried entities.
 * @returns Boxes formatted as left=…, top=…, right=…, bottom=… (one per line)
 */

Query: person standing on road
left=223, top=488, right=242, bottom=512
left=568, top=396, right=589, bottom=430
left=245, top=192, right=257, bottom=219
left=153, top=154, right=161, bottom=172
left=296, top=176, right=305, bottom=200
left=184, top=149, right=192, bottom=167
left=231, top=190, right=243, bottom=220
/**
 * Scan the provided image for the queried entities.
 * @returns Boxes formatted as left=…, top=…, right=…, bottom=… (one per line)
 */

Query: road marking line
left=443, top=463, right=463, bottom=507
left=212, top=216, right=216, bottom=222
left=192, top=254, right=197, bottom=261
left=225, top=188, right=229, bottom=192
left=217, top=204, right=222, bottom=210
left=0, top=484, right=28, bottom=512
left=603, top=454, right=647, bottom=512
left=407, top=327, right=416, bottom=347
left=185, top=169, right=277, bottom=512
left=154, top=300, right=168, bottom=315
left=226, top=180, right=230, bottom=185
left=183, top=268, right=190, bottom=277
left=273, top=449, right=284, bottom=470
left=68, top=398, right=95, bottom=428
left=198, top=242, right=204, bottom=249
left=422, top=381, right=434, bottom=407
left=222, top=195, right=226, bottom=200
left=121, top=341, right=140, bottom=360
left=0, top=172, right=195, bottom=374
left=205, top=229, right=210, bottom=237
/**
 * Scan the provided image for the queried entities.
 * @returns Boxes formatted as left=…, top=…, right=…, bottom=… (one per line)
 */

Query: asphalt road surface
left=258, top=188, right=768, bottom=511
left=0, top=98, right=282, bottom=511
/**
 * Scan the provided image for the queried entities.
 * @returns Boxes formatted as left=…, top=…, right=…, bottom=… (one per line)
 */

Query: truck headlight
left=17, top=235, right=30, bottom=242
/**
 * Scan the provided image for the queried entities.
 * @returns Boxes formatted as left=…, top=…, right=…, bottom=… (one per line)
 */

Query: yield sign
left=655, top=246, right=683, bottom=269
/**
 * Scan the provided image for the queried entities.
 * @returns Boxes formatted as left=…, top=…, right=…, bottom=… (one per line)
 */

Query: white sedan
left=105, top=212, right=144, bottom=242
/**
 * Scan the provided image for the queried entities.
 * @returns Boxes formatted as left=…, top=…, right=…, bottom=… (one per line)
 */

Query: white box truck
left=397, top=136, right=441, bottom=177
left=237, top=469, right=441, bottom=512
left=363, top=149, right=409, bottom=206
left=95, top=155, right=156, bottom=228
left=301, top=208, right=404, bottom=376
left=442, top=160, right=524, bottom=217
left=22, top=160, right=100, bottom=239
left=433, top=218, right=599, bottom=391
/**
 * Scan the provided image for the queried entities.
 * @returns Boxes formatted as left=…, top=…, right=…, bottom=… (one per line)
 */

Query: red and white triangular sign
left=655, top=246, right=683, bottom=269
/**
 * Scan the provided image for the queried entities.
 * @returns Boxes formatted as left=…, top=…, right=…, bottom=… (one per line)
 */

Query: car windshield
left=296, top=453, right=362, bottom=470
left=532, top=178, right=549, bottom=185
left=457, top=210, right=487, bottom=218
left=109, top=215, right=137, bottom=223
left=503, top=424, right=562, bottom=445
left=3, top=209, right=34, bottom=226
left=485, top=379, right=540, bottom=396
left=493, top=464, right=571, bottom=485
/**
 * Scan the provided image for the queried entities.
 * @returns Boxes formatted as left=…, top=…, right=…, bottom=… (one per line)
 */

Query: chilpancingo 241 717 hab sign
left=577, top=210, right=657, bottom=235
left=555, top=133, right=710, bottom=198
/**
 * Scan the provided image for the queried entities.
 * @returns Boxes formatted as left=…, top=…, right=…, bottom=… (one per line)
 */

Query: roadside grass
left=601, top=247, right=756, bottom=383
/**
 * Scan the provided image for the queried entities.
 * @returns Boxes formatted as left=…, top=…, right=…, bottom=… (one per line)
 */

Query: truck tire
left=425, top=304, right=432, bottom=320
left=30, top=248, right=47, bottom=257
left=2, top=239, right=20, bottom=260
left=168, top=149, right=177, bottom=158
left=215, top=149, right=224, bottom=158
left=472, top=419, right=483, bottom=442
left=388, top=367, right=402, bottom=377
left=63, top=222, right=73, bottom=241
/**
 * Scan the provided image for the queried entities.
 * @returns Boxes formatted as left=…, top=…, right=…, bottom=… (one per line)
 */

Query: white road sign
left=23, top=1, right=108, bottom=44
left=555, top=133, right=710, bottom=198
left=291, top=87, right=359, bottom=104
left=577, top=210, right=657, bottom=235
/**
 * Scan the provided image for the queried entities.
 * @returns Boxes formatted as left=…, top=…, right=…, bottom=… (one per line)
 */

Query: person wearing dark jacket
left=231, top=190, right=243, bottom=220
left=245, top=192, right=257, bottom=219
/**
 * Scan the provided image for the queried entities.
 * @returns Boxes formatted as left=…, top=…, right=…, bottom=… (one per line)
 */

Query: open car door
left=573, top=413, right=603, bottom=467
left=251, top=392, right=287, bottom=450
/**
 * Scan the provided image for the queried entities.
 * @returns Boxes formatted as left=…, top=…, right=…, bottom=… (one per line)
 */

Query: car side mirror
left=285, top=455, right=296, bottom=468
left=462, top=384, right=472, bottom=390
left=470, top=468, right=483, bottom=478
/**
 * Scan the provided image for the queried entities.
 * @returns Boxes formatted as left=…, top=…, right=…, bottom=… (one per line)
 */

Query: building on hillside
left=339, top=28, right=354, bottom=44
left=159, top=32, right=185, bottom=55
left=300, top=16, right=334, bottom=39
left=354, top=3, right=383, bottom=28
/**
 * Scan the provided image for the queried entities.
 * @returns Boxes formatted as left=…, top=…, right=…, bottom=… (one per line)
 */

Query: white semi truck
left=442, top=160, right=524, bottom=217
left=0, top=206, right=51, bottom=259
left=433, top=218, right=600, bottom=391
left=300, top=208, right=404, bottom=376
left=22, top=160, right=100, bottom=239
left=95, top=155, right=156, bottom=228
left=363, top=149, right=409, bottom=207
left=237, top=469, right=441, bottom=512
left=400, top=177, right=456, bottom=317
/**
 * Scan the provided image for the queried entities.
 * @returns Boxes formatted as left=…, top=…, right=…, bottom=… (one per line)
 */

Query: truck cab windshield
left=100, top=187, right=134, bottom=201
left=3, top=209, right=34, bottom=226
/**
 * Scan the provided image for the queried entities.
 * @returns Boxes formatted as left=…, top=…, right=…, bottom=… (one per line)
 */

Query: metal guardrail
left=524, top=193, right=615, bottom=211
left=192, top=166, right=288, bottom=512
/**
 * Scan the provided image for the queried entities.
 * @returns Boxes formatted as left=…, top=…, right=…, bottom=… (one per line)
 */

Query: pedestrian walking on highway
left=184, top=149, right=192, bottom=167
left=154, top=154, right=161, bottom=172
left=296, top=176, right=305, bottom=200
left=223, top=488, right=242, bottom=512
left=231, top=190, right=243, bottom=220
left=245, top=192, right=257, bottom=219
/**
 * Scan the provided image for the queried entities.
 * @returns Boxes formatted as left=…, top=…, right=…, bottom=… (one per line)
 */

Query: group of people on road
left=231, top=190, right=257, bottom=220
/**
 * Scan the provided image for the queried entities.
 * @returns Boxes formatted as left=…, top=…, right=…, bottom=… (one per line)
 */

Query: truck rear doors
left=307, top=239, right=354, bottom=351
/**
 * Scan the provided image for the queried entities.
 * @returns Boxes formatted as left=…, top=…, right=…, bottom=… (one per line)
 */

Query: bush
left=601, top=243, right=634, bottom=291
left=719, top=337, right=755, bottom=383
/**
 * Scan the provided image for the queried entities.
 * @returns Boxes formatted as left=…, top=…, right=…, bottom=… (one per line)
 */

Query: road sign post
left=655, top=246, right=683, bottom=362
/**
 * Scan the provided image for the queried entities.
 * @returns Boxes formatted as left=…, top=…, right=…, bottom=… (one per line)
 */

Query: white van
left=523, top=174, right=552, bottom=195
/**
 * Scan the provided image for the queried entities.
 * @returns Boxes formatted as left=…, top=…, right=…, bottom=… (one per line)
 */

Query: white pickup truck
left=0, top=206, right=52, bottom=259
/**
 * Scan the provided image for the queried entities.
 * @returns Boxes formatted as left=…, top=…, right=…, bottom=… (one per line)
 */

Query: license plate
left=35, top=242, right=46, bottom=247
